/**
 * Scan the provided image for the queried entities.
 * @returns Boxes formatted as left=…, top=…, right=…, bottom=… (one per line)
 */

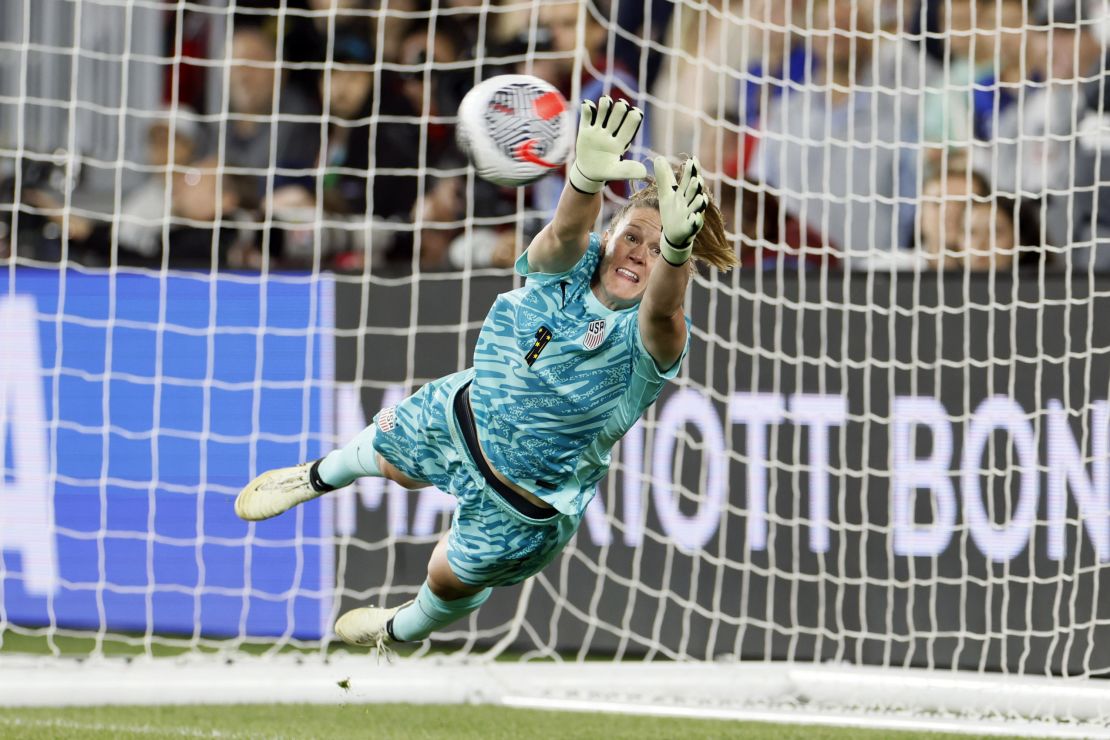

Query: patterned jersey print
left=470, top=234, right=687, bottom=516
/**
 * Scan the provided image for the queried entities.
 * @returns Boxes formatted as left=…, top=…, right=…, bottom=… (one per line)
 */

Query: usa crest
left=377, top=406, right=397, bottom=433
left=582, top=319, right=607, bottom=350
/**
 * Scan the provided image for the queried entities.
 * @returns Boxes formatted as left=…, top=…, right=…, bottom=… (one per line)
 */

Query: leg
left=237, top=420, right=433, bottom=522
left=334, top=533, right=492, bottom=647
left=240, top=372, right=471, bottom=522
left=318, top=416, right=432, bottom=490
left=317, top=423, right=428, bottom=488
left=236, top=423, right=386, bottom=521
left=426, top=533, right=485, bottom=600
left=385, top=534, right=491, bottom=642
left=342, top=481, right=583, bottom=646
left=333, top=501, right=582, bottom=647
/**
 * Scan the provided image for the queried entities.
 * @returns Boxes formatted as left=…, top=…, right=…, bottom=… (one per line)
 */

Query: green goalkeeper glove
left=568, top=96, right=647, bottom=195
left=654, top=156, right=708, bottom=267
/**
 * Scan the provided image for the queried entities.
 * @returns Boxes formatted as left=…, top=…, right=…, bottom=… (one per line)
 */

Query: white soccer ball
left=456, top=74, right=575, bottom=187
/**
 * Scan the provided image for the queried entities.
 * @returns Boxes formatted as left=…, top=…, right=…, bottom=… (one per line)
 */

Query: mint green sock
left=389, top=581, right=492, bottom=642
left=317, top=424, right=381, bottom=488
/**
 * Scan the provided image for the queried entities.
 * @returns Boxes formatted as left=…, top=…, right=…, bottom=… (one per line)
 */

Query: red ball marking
left=533, top=91, right=566, bottom=121
left=515, top=140, right=559, bottom=168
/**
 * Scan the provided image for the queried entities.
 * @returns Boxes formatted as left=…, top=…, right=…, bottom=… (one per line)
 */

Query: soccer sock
left=388, top=581, right=492, bottom=642
left=316, top=423, right=382, bottom=488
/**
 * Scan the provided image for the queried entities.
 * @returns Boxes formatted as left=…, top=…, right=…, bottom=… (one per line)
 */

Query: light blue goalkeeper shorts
left=370, top=368, right=582, bottom=588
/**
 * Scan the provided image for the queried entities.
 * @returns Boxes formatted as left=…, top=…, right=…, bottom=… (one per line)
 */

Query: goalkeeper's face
left=594, top=207, right=663, bottom=310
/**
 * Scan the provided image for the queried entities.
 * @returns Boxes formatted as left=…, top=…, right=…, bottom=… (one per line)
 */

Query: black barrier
left=333, top=272, right=1110, bottom=675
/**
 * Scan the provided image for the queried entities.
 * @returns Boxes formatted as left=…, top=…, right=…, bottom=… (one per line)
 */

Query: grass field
left=0, top=704, right=999, bottom=740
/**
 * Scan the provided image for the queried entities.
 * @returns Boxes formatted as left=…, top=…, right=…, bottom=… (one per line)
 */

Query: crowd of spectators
left=2, top=0, right=1109, bottom=274
left=658, top=0, right=1109, bottom=272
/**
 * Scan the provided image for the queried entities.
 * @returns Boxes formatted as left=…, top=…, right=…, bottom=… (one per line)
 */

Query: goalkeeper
left=235, top=96, right=737, bottom=650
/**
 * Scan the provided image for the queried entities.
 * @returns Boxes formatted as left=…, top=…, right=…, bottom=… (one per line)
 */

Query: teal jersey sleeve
left=513, top=234, right=602, bottom=287
left=471, top=232, right=690, bottom=516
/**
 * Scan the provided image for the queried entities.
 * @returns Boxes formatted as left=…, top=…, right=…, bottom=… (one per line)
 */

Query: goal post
left=3, top=0, right=1110, bottom=733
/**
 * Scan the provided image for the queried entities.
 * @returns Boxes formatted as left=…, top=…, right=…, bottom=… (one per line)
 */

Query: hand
left=654, top=156, right=707, bottom=266
left=568, top=96, right=647, bottom=195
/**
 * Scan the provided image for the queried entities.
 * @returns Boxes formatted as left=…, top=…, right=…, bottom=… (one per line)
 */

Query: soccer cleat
left=334, top=602, right=413, bottom=657
left=234, top=459, right=334, bottom=521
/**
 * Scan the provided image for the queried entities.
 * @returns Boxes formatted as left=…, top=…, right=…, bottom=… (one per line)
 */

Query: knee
left=427, top=561, right=484, bottom=602
left=426, top=571, right=461, bottom=601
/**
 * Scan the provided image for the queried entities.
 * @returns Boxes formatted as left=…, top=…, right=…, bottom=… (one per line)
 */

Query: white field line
left=0, top=715, right=244, bottom=738
left=501, top=696, right=1110, bottom=740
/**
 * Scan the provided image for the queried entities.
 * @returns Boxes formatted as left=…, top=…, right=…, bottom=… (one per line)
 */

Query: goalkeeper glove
left=568, top=96, right=647, bottom=195
left=654, top=156, right=708, bottom=267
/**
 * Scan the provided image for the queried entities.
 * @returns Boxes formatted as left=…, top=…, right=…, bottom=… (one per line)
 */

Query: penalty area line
left=500, top=696, right=1110, bottom=739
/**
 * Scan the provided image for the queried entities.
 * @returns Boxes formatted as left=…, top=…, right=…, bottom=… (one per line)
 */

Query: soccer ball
left=456, top=74, right=575, bottom=187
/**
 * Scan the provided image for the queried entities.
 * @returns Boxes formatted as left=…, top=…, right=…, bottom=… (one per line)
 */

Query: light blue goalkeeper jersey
left=470, top=233, right=688, bottom=517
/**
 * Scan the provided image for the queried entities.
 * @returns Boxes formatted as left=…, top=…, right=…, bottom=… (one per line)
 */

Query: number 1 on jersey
left=525, top=325, right=553, bottom=366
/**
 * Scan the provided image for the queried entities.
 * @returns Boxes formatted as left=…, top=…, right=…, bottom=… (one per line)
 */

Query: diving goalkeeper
left=235, top=96, right=738, bottom=650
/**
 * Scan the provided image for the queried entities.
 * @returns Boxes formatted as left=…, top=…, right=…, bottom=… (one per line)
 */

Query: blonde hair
left=607, top=170, right=738, bottom=273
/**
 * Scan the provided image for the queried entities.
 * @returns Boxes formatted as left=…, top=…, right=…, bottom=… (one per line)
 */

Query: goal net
left=3, top=0, right=1110, bottom=733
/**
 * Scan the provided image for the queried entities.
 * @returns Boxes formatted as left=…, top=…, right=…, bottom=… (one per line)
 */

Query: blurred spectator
left=994, top=0, right=1110, bottom=270
left=918, top=165, right=1042, bottom=272
left=613, top=0, right=674, bottom=91
left=377, top=0, right=423, bottom=65
left=749, top=0, right=919, bottom=266
left=522, top=3, right=622, bottom=126
left=914, top=0, right=1046, bottom=170
left=222, top=24, right=320, bottom=205
left=650, top=0, right=799, bottom=170
left=910, top=0, right=976, bottom=167
left=878, top=0, right=920, bottom=33
left=415, top=174, right=466, bottom=270
left=549, top=2, right=643, bottom=140
left=653, top=1, right=927, bottom=183
left=10, top=138, right=253, bottom=269
left=162, top=6, right=215, bottom=115
left=12, top=157, right=100, bottom=262
left=116, top=108, right=201, bottom=260
left=283, top=0, right=411, bottom=69
left=525, top=1, right=642, bottom=214
left=442, top=0, right=487, bottom=62
left=721, top=179, right=832, bottom=270
left=529, top=1, right=640, bottom=120
left=968, top=0, right=1044, bottom=142
left=284, top=23, right=468, bottom=270
left=447, top=227, right=519, bottom=270
left=281, top=0, right=374, bottom=101
left=439, top=22, right=569, bottom=271
left=484, top=0, right=539, bottom=53
left=396, top=19, right=469, bottom=150
left=317, top=32, right=423, bottom=220
left=539, top=0, right=611, bottom=85
left=166, top=156, right=253, bottom=268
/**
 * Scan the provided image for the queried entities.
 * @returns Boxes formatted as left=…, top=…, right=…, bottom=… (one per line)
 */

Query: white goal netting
left=3, top=0, right=1110, bottom=732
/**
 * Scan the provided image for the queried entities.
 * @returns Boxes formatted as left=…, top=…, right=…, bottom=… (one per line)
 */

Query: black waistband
left=454, top=382, right=558, bottom=521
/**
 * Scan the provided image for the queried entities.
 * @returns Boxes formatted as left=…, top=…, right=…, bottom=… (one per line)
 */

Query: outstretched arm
left=639, top=157, right=708, bottom=369
left=525, top=96, right=646, bottom=274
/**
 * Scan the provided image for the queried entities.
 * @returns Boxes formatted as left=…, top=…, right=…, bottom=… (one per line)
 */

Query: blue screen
left=0, top=269, right=332, bottom=640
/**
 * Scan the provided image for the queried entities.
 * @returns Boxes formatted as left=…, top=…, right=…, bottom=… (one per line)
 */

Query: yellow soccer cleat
left=334, top=601, right=413, bottom=656
left=234, top=460, right=333, bottom=521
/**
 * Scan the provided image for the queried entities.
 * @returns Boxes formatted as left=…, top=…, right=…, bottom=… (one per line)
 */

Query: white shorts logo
left=582, top=319, right=607, bottom=350
left=377, top=406, right=397, bottom=433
